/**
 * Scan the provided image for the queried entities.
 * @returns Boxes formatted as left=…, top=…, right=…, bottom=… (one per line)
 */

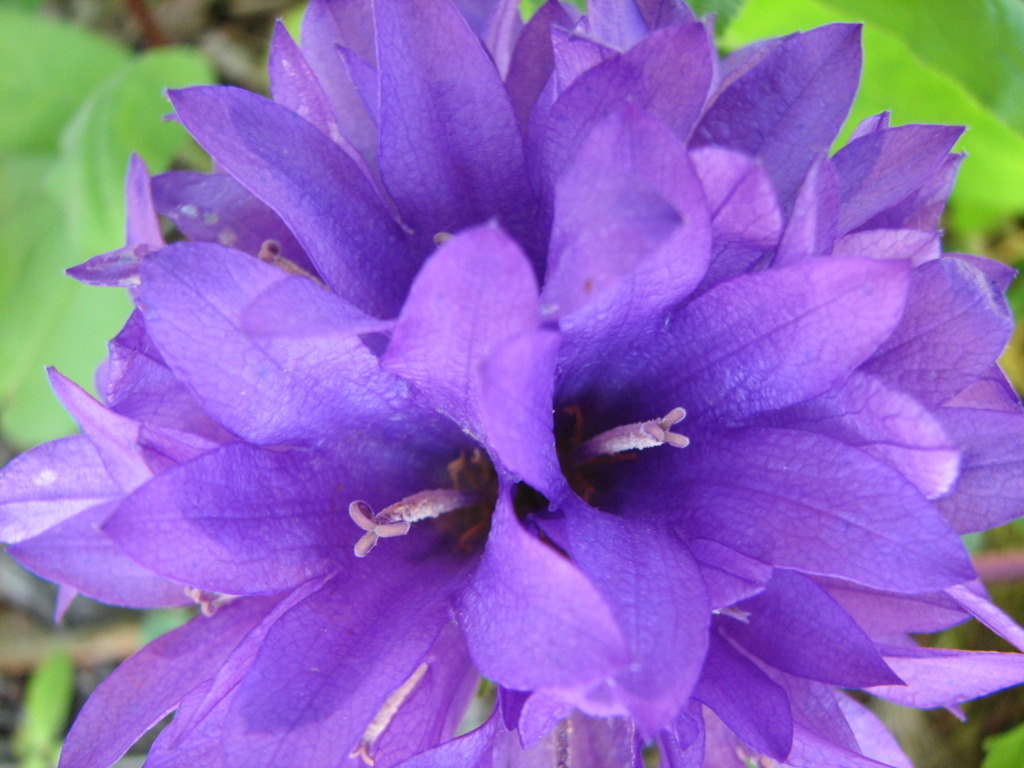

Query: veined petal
left=58, top=595, right=282, bottom=768
left=833, top=125, right=962, bottom=234
left=168, top=86, right=414, bottom=316
left=375, top=0, right=537, bottom=257
left=456, top=487, right=629, bottom=692
left=219, top=558, right=470, bottom=768
left=384, top=224, right=541, bottom=437
left=10, top=500, right=188, bottom=608
left=562, top=498, right=711, bottom=735
left=584, top=257, right=910, bottom=429
left=693, top=24, right=861, bottom=205
left=0, top=435, right=118, bottom=543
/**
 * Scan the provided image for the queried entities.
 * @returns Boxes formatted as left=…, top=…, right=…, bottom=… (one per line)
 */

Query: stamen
left=349, top=489, right=479, bottom=557
left=574, top=407, right=689, bottom=462
left=713, top=605, right=751, bottom=623
left=433, top=232, right=453, bottom=246
left=256, top=239, right=320, bottom=280
left=184, top=587, right=240, bottom=617
left=350, top=662, right=429, bottom=765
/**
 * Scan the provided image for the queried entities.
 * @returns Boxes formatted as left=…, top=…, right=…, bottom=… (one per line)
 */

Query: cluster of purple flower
left=3, top=0, right=1024, bottom=765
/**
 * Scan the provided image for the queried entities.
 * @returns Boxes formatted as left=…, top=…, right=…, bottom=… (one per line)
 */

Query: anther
left=256, top=239, right=320, bottom=280
left=574, top=407, right=689, bottom=463
left=184, top=587, right=239, bottom=617
left=349, top=489, right=479, bottom=557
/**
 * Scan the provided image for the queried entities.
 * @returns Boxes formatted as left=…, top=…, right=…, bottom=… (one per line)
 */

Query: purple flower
left=3, top=1, right=1024, bottom=766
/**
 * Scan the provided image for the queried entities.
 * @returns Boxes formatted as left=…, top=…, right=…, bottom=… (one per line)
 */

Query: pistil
left=574, top=406, right=690, bottom=463
left=349, top=489, right=480, bottom=557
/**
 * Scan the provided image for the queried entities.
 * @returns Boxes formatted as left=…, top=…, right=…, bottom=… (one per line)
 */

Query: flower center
left=348, top=449, right=496, bottom=557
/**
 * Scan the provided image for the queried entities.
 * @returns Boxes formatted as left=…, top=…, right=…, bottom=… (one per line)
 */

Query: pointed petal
left=139, top=242, right=415, bottom=446
left=586, top=0, right=649, bottom=49
left=871, top=644, right=1024, bottom=708
left=58, top=596, right=280, bottom=768
left=370, top=624, right=478, bottom=768
left=505, top=1, right=573, bottom=130
left=168, top=86, right=413, bottom=316
left=456, top=488, right=628, bottom=692
left=104, top=442, right=421, bottom=595
left=693, top=631, right=792, bottom=761
left=862, top=153, right=963, bottom=232
left=833, top=125, right=962, bottom=234
left=383, top=225, right=540, bottom=436
left=563, top=500, right=710, bottom=734
left=822, top=579, right=967, bottom=637
left=375, top=0, right=536, bottom=255
left=10, top=496, right=186, bottom=608
left=864, top=258, right=1012, bottom=407
left=611, top=428, right=974, bottom=592
left=0, top=435, right=118, bottom=543
left=693, top=24, right=862, bottom=204
left=477, top=330, right=565, bottom=498
left=690, top=146, right=782, bottom=287
left=947, top=584, right=1024, bottom=653
left=391, top=709, right=501, bottom=768
left=836, top=695, right=914, bottom=768
left=600, top=257, right=910, bottom=428
left=832, top=228, right=940, bottom=266
left=767, top=372, right=959, bottom=500
left=724, top=570, right=902, bottom=687
left=773, top=156, right=839, bottom=266
left=220, top=559, right=469, bottom=768
left=544, top=22, right=714, bottom=183
left=545, top=108, right=710, bottom=322
left=47, top=370, right=152, bottom=491
left=935, top=408, right=1024, bottom=532
left=299, top=0, right=378, bottom=167
left=268, top=22, right=342, bottom=144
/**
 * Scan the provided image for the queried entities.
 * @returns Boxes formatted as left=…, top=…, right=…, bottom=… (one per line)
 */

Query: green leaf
left=0, top=9, right=128, bottom=152
left=723, top=0, right=1024, bottom=234
left=0, top=46, right=214, bottom=448
left=819, top=0, right=1024, bottom=137
left=13, top=648, right=75, bottom=768
left=983, top=720, right=1024, bottom=768
left=690, top=0, right=746, bottom=31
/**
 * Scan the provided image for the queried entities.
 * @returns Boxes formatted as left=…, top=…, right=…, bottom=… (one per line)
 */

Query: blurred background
left=1, top=0, right=1023, bottom=766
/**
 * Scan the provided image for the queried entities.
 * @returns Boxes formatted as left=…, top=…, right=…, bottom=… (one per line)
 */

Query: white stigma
left=350, top=662, right=429, bottom=765
left=575, top=406, right=689, bottom=462
left=349, top=489, right=478, bottom=557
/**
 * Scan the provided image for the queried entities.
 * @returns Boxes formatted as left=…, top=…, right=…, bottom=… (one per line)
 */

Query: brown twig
left=123, top=0, right=169, bottom=47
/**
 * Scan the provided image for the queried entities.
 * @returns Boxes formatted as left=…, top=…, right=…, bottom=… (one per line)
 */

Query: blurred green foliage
left=13, top=649, right=75, bottom=768
left=983, top=720, right=1024, bottom=768
left=0, top=9, right=213, bottom=448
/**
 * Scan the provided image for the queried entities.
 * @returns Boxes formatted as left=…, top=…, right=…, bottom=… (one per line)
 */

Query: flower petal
left=10, top=499, right=188, bottom=608
left=151, top=171, right=313, bottom=274
left=563, top=500, right=710, bottom=734
left=0, top=435, right=117, bottom=543
left=383, top=224, right=541, bottom=437
left=833, top=124, right=963, bottom=234
left=693, top=630, right=792, bottom=761
left=773, top=156, right=839, bottom=267
left=375, top=0, right=537, bottom=256
left=935, top=407, right=1024, bottom=532
left=593, top=257, right=910, bottom=428
left=456, top=488, right=629, bottom=692
left=139, top=242, right=413, bottom=446
left=864, top=257, right=1012, bottom=408
left=58, top=596, right=281, bottom=768
left=168, top=86, right=413, bottom=316
left=104, top=441, right=425, bottom=595
left=723, top=570, right=902, bottom=688
left=220, top=559, right=469, bottom=768
left=693, top=24, right=861, bottom=204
